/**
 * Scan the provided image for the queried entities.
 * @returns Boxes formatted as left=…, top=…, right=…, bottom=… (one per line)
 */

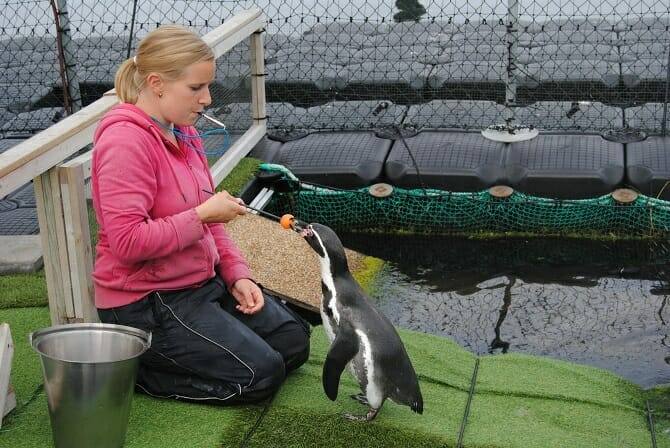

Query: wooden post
left=35, top=170, right=72, bottom=325
left=208, top=14, right=267, bottom=186
left=250, top=28, right=267, bottom=128
left=0, top=323, right=15, bottom=428
left=59, top=158, right=97, bottom=323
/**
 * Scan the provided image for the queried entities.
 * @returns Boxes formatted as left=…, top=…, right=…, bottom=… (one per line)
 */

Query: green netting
left=260, top=164, right=670, bottom=237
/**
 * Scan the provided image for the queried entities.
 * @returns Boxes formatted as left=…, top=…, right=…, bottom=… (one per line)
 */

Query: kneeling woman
left=91, top=25, right=310, bottom=404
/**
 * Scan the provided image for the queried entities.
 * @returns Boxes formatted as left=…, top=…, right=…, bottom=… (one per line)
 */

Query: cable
left=151, top=116, right=231, bottom=157
left=238, top=389, right=277, bottom=448
left=394, top=124, right=428, bottom=197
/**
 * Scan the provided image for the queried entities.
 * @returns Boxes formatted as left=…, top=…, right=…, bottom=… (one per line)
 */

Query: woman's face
left=160, top=59, right=215, bottom=126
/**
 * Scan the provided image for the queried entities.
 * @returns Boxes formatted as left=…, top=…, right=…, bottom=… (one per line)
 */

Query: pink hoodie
left=91, top=103, right=252, bottom=309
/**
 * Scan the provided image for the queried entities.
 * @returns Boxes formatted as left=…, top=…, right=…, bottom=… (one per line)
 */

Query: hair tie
left=132, top=55, right=137, bottom=65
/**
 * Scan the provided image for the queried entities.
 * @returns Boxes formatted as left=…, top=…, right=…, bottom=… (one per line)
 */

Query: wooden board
left=0, top=323, right=15, bottom=427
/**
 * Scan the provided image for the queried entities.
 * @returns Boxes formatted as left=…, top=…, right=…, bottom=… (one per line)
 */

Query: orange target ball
left=280, top=214, right=295, bottom=229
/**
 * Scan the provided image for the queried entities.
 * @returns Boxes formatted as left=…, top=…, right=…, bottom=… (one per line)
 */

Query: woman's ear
left=145, top=72, right=164, bottom=97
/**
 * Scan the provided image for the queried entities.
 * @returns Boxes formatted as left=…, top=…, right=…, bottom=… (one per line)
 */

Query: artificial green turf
left=124, top=396, right=260, bottom=448
left=214, top=157, right=261, bottom=197
left=240, top=327, right=663, bottom=448
left=1, top=312, right=666, bottom=448
left=464, top=394, right=650, bottom=448
left=0, top=272, right=47, bottom=309
left=0, top=307, right=50, bottom=401
left=0, top=307, right=53, bottom=446
left=476, top=353, right=644, bottom=410
left=645, top=386, right=670, bottom=448
left=244, top=328, right=470, bottom=447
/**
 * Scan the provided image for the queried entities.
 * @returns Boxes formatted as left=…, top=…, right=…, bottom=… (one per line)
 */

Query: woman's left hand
left=230, top=278, right=264, bottom=315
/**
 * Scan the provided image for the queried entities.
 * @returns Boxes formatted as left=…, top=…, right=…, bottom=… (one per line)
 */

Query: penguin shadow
left=290, top=220, right=424, bottom=422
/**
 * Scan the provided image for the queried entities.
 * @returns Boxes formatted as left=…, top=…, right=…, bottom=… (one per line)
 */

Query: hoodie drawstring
left=148, top=124, right=189, bottom=203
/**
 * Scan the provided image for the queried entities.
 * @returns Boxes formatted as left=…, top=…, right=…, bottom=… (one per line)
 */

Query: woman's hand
left=230, top=278, right=264, bottom=314
left=195, top=190, right=246, bottom=223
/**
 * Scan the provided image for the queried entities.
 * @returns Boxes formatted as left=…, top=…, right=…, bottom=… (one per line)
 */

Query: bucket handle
left=29, top=327, right=152, bottom=350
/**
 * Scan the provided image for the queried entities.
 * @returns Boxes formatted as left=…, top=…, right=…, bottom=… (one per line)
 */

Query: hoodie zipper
left=174, top=135, right=213, bottom=271
left=151, top=124, right=212, bottom=270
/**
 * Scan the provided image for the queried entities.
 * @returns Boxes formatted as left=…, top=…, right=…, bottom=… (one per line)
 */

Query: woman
left=91, top=25, right=310, bottom=404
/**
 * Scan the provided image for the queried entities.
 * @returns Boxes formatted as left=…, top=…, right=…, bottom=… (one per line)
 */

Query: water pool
left=341, top=234, right=670, bottom=388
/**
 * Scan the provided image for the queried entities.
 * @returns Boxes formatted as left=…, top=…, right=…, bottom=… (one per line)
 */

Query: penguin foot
left=343, top=408, right=379, bottom=422
left=350, top=393, right=369, bottom=406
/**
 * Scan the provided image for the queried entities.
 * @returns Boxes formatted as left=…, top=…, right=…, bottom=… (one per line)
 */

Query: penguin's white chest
left=319, top=254, right=340, bottom=343
left=354, top=330, right=384, bottom=409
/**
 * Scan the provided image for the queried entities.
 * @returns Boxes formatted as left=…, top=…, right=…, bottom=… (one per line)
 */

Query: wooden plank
left=49, top=169, right=75, bottom=320
left=209, top=17, right=265, bottom=60
left=202, top=8, right=264, bottom=59
left=0, top=122, right=96, bottom=198
left=35, top=173, right=69, bottom=325
left=0, top=324, right=14, bottom=427
left=0, top=95, right=117, bottom=181
left=60, top=163, right=98, bottom=323
left=210, top=124, right=265, bottom=186
left=60, top=149, right=93, bottom=179
left=250, top=30, right=267, bottom=125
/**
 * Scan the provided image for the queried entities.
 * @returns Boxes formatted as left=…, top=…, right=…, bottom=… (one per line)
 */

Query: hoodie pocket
left=123, top=260, right=153, bottom=289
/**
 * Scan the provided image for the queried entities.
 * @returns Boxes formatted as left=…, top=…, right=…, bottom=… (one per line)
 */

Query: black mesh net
left=0, top=0, right=668, bottom=137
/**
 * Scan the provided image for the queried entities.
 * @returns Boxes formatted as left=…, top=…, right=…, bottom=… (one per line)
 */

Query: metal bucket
left=30, top=323, right=151, bottom=448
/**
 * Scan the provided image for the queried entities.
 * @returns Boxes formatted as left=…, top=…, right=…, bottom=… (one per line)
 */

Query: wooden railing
left=0, top=8, right=267, bottom=324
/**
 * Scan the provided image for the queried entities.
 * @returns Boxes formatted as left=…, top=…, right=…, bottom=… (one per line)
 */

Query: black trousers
left=98, top=276, right=310, bottom=404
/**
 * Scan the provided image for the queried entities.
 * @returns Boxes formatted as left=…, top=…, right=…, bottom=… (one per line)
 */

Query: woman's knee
left=286, top=327, right=310, bottom=372
left=251, top=348, right=286, bottom=391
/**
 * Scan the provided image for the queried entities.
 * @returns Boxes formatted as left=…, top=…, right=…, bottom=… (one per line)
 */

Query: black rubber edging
left=457, top=357, right=480, bottom=448
left=646, top=400, right=658, bottom=448
left=0, top=383, right=44, bottom=433
left=238, top=389, right=278, bottom=448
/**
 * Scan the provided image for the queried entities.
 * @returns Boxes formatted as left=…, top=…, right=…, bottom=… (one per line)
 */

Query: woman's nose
left=200, top=88, right=212, bottom=106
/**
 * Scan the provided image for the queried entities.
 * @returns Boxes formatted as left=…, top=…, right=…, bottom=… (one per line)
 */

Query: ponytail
left=114, top=58, right=141, bottom=104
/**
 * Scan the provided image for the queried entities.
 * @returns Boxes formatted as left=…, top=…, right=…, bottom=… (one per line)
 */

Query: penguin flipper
left=323, top=327, right=359, bottom=401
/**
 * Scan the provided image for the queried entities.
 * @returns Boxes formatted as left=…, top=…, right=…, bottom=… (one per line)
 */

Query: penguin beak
left=290, top=218, right=310, bottom=234
left=298, top=224, right=313, bottom=238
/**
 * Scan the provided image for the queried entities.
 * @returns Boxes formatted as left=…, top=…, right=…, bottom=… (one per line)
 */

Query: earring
left=158, top=92, right=163, bottom=98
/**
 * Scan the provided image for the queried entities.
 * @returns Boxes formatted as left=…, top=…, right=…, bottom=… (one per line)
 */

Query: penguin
left=293, top=221, right=423, bottom=421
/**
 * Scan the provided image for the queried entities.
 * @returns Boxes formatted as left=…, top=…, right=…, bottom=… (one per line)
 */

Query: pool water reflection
left=340, top=234, right=670, bottom=388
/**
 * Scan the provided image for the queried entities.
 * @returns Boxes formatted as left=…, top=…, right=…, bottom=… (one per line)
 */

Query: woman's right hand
left=195, top=190, right=246, bottom=223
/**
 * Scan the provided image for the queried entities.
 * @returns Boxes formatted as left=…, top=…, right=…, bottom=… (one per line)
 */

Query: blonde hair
left=115, top=25, right=214, bottom=103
